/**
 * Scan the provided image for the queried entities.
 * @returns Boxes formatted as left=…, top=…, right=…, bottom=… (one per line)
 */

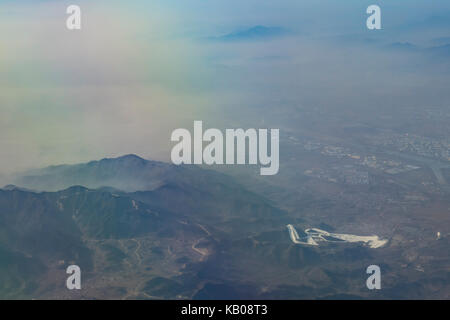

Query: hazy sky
left=1, top=0, right=450, bottom=176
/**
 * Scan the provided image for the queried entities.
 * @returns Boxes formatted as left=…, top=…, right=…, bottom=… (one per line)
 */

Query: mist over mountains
left=12, top=154, right=285, bottom=227
left=14, top=154, right=183, bottom=192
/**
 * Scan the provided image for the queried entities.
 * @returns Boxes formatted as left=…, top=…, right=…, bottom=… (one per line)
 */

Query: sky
left=1, top=0, right=450, bottom=177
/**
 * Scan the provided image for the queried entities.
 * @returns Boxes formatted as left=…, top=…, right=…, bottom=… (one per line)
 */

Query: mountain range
left=1, top=155, right=288, bottom=299
left=1, top=155, right=448, bottom=299
left=208, top=26, right=290, bottom=42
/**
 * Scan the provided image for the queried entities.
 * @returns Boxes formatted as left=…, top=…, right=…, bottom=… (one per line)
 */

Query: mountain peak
left=100, top=154, right=147, bottom=162
left=118, top=154, right=146, bottom=161
left=61, top=185, right=90, bottom=193
left=94, top=154, right=150, bottom=167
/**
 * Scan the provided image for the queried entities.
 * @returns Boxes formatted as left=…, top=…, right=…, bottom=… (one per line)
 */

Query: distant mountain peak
left=1, top=184, right=35, bottom=192
left=211, top=25, right=290, bottom=42
left=384, top=42, right=420, bottom=52
left=2, top=184, right=19, bottom=190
